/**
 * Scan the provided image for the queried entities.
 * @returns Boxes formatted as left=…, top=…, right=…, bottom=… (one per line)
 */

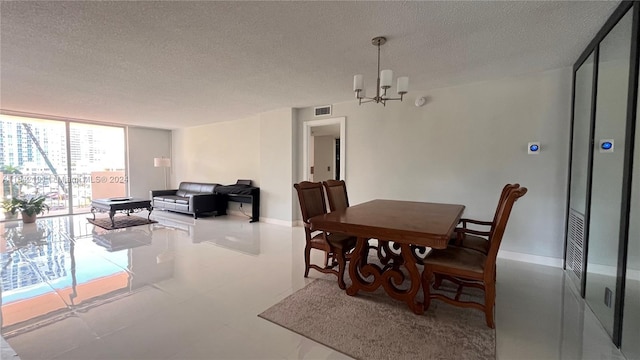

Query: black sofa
left=150, top=182, right=227, bottom=219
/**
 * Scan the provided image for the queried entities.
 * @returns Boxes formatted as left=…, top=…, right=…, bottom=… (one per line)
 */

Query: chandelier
left=353, top=36, right=408, bottom=106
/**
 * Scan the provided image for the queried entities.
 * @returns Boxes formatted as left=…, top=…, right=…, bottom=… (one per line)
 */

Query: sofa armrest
left=189, top=193, right=217, bottom=212
left=150, top=189, right=178, bottom=198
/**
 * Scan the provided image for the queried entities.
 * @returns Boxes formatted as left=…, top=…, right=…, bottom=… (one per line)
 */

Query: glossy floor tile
left=0, top=212, right=627, bottom=360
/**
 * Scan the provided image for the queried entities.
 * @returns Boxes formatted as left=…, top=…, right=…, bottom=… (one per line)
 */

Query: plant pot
left=21, top=212, right=37, bottom=223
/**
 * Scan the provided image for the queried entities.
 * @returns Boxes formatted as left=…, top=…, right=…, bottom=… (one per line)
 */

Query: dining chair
left=322, top=179, right=349, bottom=212
left=449, top=183, right=520, bottom=255
left=422, top=186, right=527, bottom=328
left=294, top=181, right=357, bottom=289
left=323, top=179, right=381, bottom=262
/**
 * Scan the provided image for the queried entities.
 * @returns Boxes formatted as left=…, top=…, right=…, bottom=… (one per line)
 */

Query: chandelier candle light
left=353, top=36, right=408, bottom=106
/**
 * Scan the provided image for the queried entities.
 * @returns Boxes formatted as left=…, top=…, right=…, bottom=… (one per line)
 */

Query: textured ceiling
left=0, top=1, right=620, bottom=129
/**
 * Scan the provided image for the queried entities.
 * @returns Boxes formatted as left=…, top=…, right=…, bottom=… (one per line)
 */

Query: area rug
left=87, top=215, right=157, bottom=230
left=259, top=278, right=495, bottom=360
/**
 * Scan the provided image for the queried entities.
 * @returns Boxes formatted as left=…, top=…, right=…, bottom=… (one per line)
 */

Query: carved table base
left=347, top=237, right=424, bottom=315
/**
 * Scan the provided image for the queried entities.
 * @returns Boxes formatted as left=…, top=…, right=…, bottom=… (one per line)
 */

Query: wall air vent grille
left=567, top=209, right=585, bottom=281
left=569, top=209, right=585, bottom=248
left=314, top=105, right=332, bottom=117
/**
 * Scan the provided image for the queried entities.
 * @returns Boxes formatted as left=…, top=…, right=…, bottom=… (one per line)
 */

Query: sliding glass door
left=0, top=114, right=126, bottom=220
left=584, top=8, right=632, bottom=339
left=566, top=1, right=640, bottom=349
left=566, top=52, right=595, bottom=294
left=622, top=88, right=640, bottom=360
left=68, top=123, right=126, bottom=213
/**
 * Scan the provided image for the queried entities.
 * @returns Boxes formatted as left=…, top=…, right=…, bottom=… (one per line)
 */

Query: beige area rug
left=259, top=278, right=495, bottom=360
left=87, top=215, right=157, bottom=230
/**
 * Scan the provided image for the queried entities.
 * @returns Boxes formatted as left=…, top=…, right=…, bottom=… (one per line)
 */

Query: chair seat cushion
left=449, top=234, right=489, bottom=254
left=424, top=247, right=487, bottom=275
left=309, top=232, right=356, bottom=250
left=326, top=233, right=357, bottom=250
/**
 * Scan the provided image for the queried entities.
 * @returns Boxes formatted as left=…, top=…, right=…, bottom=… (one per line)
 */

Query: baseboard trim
left=261, top=217, right=295, bottom=227
left=498, top=250, right=563, bottom=268
left=227, top=212, right=299, bottom=227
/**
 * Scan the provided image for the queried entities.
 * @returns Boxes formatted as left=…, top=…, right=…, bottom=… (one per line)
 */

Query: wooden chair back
left=294, top=181, right=327, bottom=226
left=323, top=180, right=349, bottom=212
left=490, top=183, right=520, bottom=232
left=294, top=181, right=356, bottom=290
left=452, top=183, right=520, bottom=252
left=484, top=186, right=528, bottom=273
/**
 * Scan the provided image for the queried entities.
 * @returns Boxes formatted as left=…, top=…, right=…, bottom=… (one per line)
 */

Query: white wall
left=296, top=67, right=572, bottom=259
left=171, top=67, right=572, bottom=257
left=127, top=127, right=171, bottom=198
left=172, top=109, right=296, bottom=223
left=259, top=108, right=295, bottom=222
left=172, top=116, right=260, bottom=187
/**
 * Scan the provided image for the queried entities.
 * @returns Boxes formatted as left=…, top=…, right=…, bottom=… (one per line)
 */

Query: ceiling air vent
left=314, top=105, right=332, bottom=117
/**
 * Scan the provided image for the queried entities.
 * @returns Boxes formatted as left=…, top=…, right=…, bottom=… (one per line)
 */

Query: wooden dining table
left=309, top=199, right=465, bottom=315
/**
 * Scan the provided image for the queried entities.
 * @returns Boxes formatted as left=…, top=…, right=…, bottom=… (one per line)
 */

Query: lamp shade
left=397, top=76, right=409, bottom=94
left=380, top=69, right=393, bottom=88
left=154, top=157, right=171, bottom=167
left=353, top=74, right=364, bottom=91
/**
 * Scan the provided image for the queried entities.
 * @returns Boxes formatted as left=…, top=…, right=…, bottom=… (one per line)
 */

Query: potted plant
left=2, top=198, right=20, bottom=220
left=16, top=195, right=49, bottom=223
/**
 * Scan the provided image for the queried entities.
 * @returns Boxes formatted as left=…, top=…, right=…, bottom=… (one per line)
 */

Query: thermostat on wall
left=528, top=142, right=541, bottom=154
left=599, top=139, right=614, bottom=153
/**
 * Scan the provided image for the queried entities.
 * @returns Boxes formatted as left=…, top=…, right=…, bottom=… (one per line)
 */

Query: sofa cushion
left=175, top=203, right=189, bottom=212
left=159, top=195, right=188, bottom=203
left=153, top=196, right=176, bottom=203
left=175, top=190, right=188, bottom=197
left=178, top=182, right=219, bottom=194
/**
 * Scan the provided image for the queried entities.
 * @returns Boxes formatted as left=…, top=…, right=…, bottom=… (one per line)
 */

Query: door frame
left=303, top=117, right=346, bottom=182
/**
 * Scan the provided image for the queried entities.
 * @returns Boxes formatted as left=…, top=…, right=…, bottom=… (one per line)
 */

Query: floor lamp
left=154, top=157, right=171, bottom=189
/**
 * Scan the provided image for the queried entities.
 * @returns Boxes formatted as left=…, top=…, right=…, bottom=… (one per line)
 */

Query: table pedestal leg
left=347, top=239, right=423, bottom=315
left=109, top=210, right=116, bottom=227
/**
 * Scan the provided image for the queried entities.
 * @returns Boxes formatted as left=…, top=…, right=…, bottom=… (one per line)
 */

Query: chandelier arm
left=356, top=92, right=375, bottom=101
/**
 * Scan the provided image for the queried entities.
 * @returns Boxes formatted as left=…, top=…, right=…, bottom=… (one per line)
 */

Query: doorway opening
left=303, top=117, right=345, bottom=182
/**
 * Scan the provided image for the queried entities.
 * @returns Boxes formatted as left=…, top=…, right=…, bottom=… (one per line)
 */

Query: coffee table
left=90, top=198, right=153, bottom=227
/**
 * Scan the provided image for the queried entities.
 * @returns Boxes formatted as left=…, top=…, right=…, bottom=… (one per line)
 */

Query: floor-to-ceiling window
left=0, top=114, right=126, bottom=220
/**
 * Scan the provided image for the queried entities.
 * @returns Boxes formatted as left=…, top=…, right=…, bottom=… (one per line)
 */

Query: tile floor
left=0, top=211, right=628, bottom=360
